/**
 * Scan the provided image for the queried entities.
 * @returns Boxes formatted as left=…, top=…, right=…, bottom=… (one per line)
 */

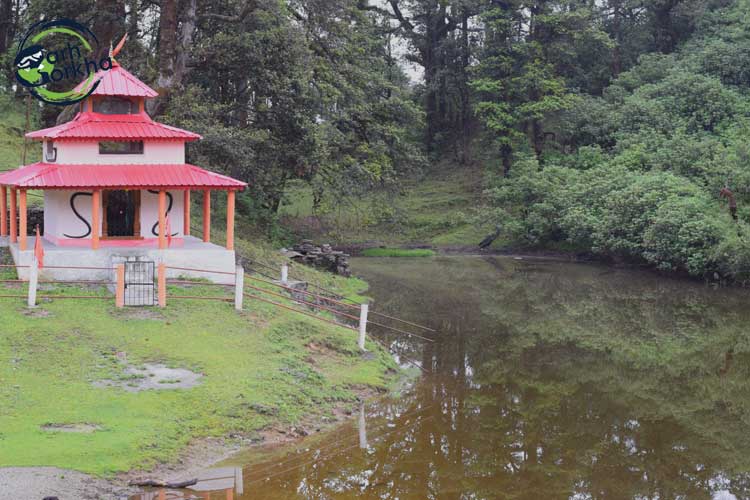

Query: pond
left=132, top=255, right=750, bottom=499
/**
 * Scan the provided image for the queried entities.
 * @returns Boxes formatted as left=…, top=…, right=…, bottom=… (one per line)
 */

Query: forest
left=2, top=0, right=750, bottom=281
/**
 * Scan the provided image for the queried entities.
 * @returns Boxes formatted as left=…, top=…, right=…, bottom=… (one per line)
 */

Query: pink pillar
left=0, top=185, right=6, bottom=237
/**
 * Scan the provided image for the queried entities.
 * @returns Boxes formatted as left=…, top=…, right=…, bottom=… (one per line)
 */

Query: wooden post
left=157, top=263, right=166, bottom=308
left=91, top=190, right=100, bottom=250
left=202, top=189, right=211, bottom=243
left=27, top=257, right=38, bottom=308
left=234, top=265, right=244, bottom=311
left=183, top=190, right=191, bottom=236
left=226, top=190, right=235, bottom=250
left=9, top=188, right=16, bottom=243
left=115, top=264, right=125, bottom=308
left=18, top=190, right=27, bottom=251
left=0, top=185, right=7, bottom=237
left=358, top=303, right=369, bottom=351
left=158, top=190, right=167, bottom=249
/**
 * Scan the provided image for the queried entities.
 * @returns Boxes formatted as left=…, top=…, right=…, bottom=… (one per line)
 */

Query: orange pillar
left=183, top=190, right=191, bottom=236
left=157, top=263, right=166, bottom=308
left=158, top=190, right=166, bottom=249
left=115, top=264, right=125, bottom=308
left=226, top=190, right=235, bottom=250
left=0, top=185, right=7, bottom=237
left=91, top=190, right=100, bottom=250
left=9, top=188, right=17, bottom=243
left=202, top=189, right=211, bottom=243
left=18, top=190, right=27, bottom=251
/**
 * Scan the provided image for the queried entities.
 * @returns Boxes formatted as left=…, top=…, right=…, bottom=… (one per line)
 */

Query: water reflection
left=131, top=256, right=750, bottom=499
left=131, top=467, right=243, bottom=499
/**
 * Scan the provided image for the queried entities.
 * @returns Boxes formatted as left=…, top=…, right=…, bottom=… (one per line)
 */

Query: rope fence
left=166, top=265, right=236, bottom=276
left=243, top=292, right=357, bottom=331
left=1, top=259, right=434, bottom=353
left=247, top=260, right=436, bottom=333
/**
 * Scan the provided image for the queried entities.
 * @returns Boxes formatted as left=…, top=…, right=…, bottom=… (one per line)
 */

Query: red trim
left=44, top=235, right=185, bottom=248
left=0, top=163, right=247, bottom=191
left=26, top=112, right=201, bottom=141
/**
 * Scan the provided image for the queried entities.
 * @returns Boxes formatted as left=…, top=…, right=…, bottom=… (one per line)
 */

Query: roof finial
left=112, top=33, right=127, bottom=58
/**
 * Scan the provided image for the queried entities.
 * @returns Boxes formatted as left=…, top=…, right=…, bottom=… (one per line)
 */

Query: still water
left=133, top=256, right=750, bottom=499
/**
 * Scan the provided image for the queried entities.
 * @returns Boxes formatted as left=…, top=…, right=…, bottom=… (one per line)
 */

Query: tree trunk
left=610, top=0, right=623, bottom=77
left=0, top=0, right=13, bottom=55
left=423, top=40, right=439, bottom=151
left=530, top=119, right=544, bottom=164
left=147, top=0, right=178, bottom=115
left=174, top=0, right=197, bottom=84
left=127, top=0, right=139, bottom=40
left=652, top=0, right=680, bottom=53
left=458, top=8, right=471, bottom=164
left=501, top=144, right=512, bottom=177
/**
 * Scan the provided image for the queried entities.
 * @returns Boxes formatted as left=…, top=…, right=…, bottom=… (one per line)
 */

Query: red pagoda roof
left=26, top=112, right=201, bottom=141
left=76, top=65, right=158, bottom=98
left=0, top=163, right=247, bottom=191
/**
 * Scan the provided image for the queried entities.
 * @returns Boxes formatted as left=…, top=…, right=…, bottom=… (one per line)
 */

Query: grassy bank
left=0, top=247, right=395, bottom=476
left=360, top=248, right=436, bottom=257
left=279, top=160, right=492, bottom=248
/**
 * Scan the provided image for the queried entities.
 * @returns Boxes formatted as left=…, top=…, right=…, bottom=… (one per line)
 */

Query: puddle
left=94, top=363, right=203, bottom=392
left=41, top=423, right=102, bottom=433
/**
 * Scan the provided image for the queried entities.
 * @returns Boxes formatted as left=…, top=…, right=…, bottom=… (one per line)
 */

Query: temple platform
left=7, top=235, right=236, bottom=284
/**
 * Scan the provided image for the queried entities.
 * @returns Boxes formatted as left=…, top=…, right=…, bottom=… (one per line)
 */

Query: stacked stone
left=290, top=240, right=351, bottom=277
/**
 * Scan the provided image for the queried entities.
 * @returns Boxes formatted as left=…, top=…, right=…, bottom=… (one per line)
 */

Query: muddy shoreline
left=0, top=388, right=384, bottom=500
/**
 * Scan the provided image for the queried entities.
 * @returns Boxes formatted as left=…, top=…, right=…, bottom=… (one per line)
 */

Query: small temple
left=0, top=59, right=246, bottom=284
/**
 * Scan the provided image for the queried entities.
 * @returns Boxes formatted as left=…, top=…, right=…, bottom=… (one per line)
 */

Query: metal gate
left=124, top=261, right=156, bottom=306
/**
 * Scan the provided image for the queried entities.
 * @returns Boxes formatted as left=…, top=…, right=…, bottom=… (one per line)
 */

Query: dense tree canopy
left=3, top=0, right=750, bottom=278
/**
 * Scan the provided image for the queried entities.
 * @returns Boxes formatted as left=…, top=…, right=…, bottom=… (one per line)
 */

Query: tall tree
left=361, top=0, right=479, bottom=154
left=473, top=0, right=606, bottom=174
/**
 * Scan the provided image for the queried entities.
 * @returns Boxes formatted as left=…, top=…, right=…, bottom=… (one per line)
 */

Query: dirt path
left=0, top=467, right=136, bottom=500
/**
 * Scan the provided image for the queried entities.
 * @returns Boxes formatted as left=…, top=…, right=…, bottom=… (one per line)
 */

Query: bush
left=643, top=196, right=730, bottom=275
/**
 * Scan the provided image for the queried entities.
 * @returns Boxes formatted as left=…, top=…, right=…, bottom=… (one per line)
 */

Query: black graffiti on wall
left=147, top=190, right=179, bottom=237
left=63, top=192, right=92, bottom=238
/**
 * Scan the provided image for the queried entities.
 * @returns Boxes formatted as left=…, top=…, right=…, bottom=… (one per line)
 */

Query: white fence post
left=235, top=265, right=244, bottom=311
left=281, top=264, right=289, bottom=285
left=27, top=258, right=38, bottom=308
left=358, top=303, right=369, bottom=351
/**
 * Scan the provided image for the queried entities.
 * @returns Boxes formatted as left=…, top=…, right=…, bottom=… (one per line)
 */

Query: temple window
left=99, top=141, right=144, bottom=154
left=93, top=97, right=136, bottom=114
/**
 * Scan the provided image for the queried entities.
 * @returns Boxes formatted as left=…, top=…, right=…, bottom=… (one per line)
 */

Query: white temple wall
left=139, top=189, right=185, bottom=238
left=52, top=141, right=185, bottom=164
left=44, top=190, right=102, bottom=241
left=43, top=189, right=185, bottom=241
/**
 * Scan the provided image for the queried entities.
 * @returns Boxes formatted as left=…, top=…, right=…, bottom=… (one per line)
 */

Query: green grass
left=360, top=248, right=436, bottom=257
left=0, top=96, right=39, bottom=172
left=0, top=97, right=43, bottom=205
left=0, top=246, right=395, bottom=476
